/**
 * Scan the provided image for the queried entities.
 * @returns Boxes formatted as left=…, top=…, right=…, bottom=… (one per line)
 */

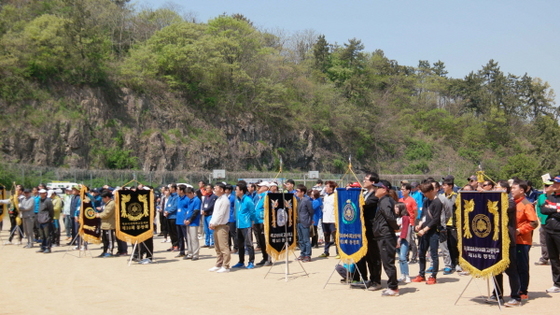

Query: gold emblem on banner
left=84, top=207, right=96, bottom=220
left=472, top=214, right=491, bottom=238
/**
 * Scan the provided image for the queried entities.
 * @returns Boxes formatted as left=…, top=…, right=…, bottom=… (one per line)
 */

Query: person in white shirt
left=208, top=183, right=231, bottom=273
left=319, top=181, right=338, bottom=258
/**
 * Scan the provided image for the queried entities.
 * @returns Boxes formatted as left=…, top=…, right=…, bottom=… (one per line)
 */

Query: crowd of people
left=2, top=173, right=560, bottom=305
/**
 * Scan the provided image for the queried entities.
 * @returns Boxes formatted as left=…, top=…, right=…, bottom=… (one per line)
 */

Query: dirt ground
left=1, top=217, right=559, bottom=315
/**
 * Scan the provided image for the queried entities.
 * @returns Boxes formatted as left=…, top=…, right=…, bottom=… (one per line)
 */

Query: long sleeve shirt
left=515, top=196, right=538, bottom=245
left=209, top=195, right=230, bottom=226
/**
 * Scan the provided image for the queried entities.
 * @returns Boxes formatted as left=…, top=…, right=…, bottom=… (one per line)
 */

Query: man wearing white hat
left=36, top=189, right=54, bottom=253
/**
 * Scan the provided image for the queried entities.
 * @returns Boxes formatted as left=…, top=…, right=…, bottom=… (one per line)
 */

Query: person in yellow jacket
left=95, top=191, right=116, bottom=258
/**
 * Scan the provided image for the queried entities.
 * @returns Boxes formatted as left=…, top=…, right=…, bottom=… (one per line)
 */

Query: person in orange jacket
left=511, top=180, right=539, bottom=302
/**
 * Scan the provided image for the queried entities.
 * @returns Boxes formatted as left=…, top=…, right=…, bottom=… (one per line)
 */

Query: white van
left=47, top=182, right=78, bottom=191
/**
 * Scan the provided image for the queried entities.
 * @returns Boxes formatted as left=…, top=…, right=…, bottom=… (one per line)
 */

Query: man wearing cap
left=467, top=175, right=479, bottom=190
left=372, top=180, right=400, bottom=296
left=62, top=187, right=73, bottom=240
left=49, top=189, right=63, bottom=247
left=541, top=175, right=560, bottom=294
left=36, top=189, right=54, bottom=253
left=20, top=189, right=36, bottom=248
left=253, top=181, right=271, bottom=266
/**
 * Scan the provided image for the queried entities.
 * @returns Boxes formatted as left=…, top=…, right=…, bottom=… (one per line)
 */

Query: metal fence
left=0, top=163, right=443, bottom=189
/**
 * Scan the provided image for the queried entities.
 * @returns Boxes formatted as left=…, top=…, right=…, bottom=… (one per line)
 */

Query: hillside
left=0, top=0, right=559, bottom=184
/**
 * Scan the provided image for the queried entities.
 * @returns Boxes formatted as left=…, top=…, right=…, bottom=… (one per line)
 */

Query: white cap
left=269, top=182, right=278, bottom=187
left=38, top=189, right=47, bottom=194
left=258, top=181, right=270, bottom=187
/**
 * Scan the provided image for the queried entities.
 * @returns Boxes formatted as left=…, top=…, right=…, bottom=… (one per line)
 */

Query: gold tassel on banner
left=114, top=188, right=154, bottom=244
left=78, top=184, right=101, bottom=244
left=264, top=194, right=298, bottom=261
left=334, top=190, right=368, bottom=263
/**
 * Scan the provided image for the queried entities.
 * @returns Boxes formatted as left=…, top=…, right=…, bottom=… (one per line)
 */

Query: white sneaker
left=14, top=241, right=21, bottom=245
left=397, top=276, right=405, bottom=282
left=3, top=241, right=12, bottom=245
left=217, top=267, right=230, bottom=273
left=197, top=234, right=202, bottom=240
left=160, top=239, right=167, bottom=243
left=546, top=285, right=560, bottom=293
left=404, top=276, right=411, bottom=283
left=208, top=266, right=220, bottom=272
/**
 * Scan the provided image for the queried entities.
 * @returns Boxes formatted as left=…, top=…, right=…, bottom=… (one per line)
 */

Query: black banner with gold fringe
left=79, top=185, right=102, bottom=244
left=264, top=193, right=297, bottom=260
left=456, top=191, right=510, bottom=278
left=115, top=189, right=154, bottom=243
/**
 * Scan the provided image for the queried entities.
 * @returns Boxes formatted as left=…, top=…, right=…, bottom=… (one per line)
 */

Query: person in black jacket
left=354, top=172, right=382, bottom=290
left=372, top=180, right=399, bottom=296
left=36, top=189, right=54, bottom=253
left=412, top=181, right=442, bottom=285
left=296, top=185, right=314, bottom=262
left=542, top=175, right=560, bottom=294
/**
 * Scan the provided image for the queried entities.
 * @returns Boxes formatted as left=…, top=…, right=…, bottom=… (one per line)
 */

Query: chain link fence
left=0, top=163, right=443, bottom=189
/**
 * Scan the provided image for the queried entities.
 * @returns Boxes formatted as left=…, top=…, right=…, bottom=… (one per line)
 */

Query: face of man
left=248, top=185, right=255, bottom=193
left=442, top=183, right=453, bottom=194
left=553, top=182, right=560, bottom=192
left=235, top=186, right=244, bottom=198
left=186, top=191, right=195, bottom=199
left=481, top=182, right=493, bottom=191
left=285, top=182, right=294, bottom=191
left=205, top=185, right=212, bottom=195
left=510, top=184, right=525, bottom=199
left=39, top=192, right=47, bottom=200
left=73, top=189, right=80, bottom=196
left=296, top=188, right=304, bottom=199
left=213, top=185, right=224, bottom=197
left=363, top=175, right=373, bottom=189
left=198, top=181, right=205, bottom=189
left=469, top=179, right=479, bottom=189
left=401, top=186, right=410, bottom=197
left=325, top=185, right=334, bottom=194
left=178, top=189, right=185, bottom=197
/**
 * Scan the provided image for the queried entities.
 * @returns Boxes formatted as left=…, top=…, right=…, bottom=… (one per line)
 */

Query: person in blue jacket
left=164, top=184, right=179, bottom=251
left=311, top=190, right=323, bottom=248
left=253, top=181, right=271, bottom=266
left=226, top=185, right=238, bottom=253
left=175, top=185, right=189, bottom=258
left=184, top=187, right=201, bottom=260
left=232, top=182, right=256, bottom=269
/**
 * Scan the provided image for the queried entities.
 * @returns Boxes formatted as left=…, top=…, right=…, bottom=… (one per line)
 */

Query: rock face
left=0, top=86, right=349, bottom=172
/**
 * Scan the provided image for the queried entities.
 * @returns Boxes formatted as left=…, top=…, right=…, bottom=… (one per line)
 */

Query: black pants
left=167, top=218, right=178, bottom=247
left=447, top=227, right=459, bottom=268
left=357, top=226, right=382, bottom=284
left=117, top=239, right=128, bottom=254
left=311, top=225, right=319, bottom=247
left=159, top=211, right=168, bottom=237
left=140, top=237, right=154, bottom=259
left=378, top=237, right=398, bottom=290
left=494, top=245, right=521, bottom=300
left=39, top=222, right=52, bottom=249
left=237, top=227, right=254, bottom=264
left=102, top=229, right=115, bottom=254
left=8, top=215, right=23, bottom=242
left=176, top=225, right=186, bottom=255
left=228, top=222, right=238, bottom=250
left=253, top=223, right=268, bottom=261
left=546, top=231, right=560, bottom=288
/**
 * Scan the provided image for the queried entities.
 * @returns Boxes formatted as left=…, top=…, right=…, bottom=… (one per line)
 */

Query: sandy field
left=1, top=217, right=559, bottom=315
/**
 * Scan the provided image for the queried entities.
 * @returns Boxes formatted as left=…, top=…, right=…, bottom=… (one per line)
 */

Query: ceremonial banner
left=115, top=189, right=154, bottom=243
left=334, top=188, right=367, bottom=263
left=78, top=186, right=102, bottom=244
left=0, top=185, right=6, bottom=221
left=456, top=191, right=509, bottom=278
left=264, top=193, right=297, bottom=260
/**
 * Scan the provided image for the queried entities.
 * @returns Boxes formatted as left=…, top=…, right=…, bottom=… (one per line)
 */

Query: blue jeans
left=398, top=239, right=410, bottom=276
left=204, top=215, right=214, bottom=246
left=418, top=230, right=439, bottom=278
left=297, top=223, right=311, bottom=257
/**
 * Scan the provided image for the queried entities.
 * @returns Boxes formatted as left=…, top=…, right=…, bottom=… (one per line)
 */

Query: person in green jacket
left=535, top=180, right=554, bottom=265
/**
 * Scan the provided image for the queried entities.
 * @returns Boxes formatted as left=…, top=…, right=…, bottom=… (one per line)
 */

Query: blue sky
left=139, top=0, right=560, bottom=99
